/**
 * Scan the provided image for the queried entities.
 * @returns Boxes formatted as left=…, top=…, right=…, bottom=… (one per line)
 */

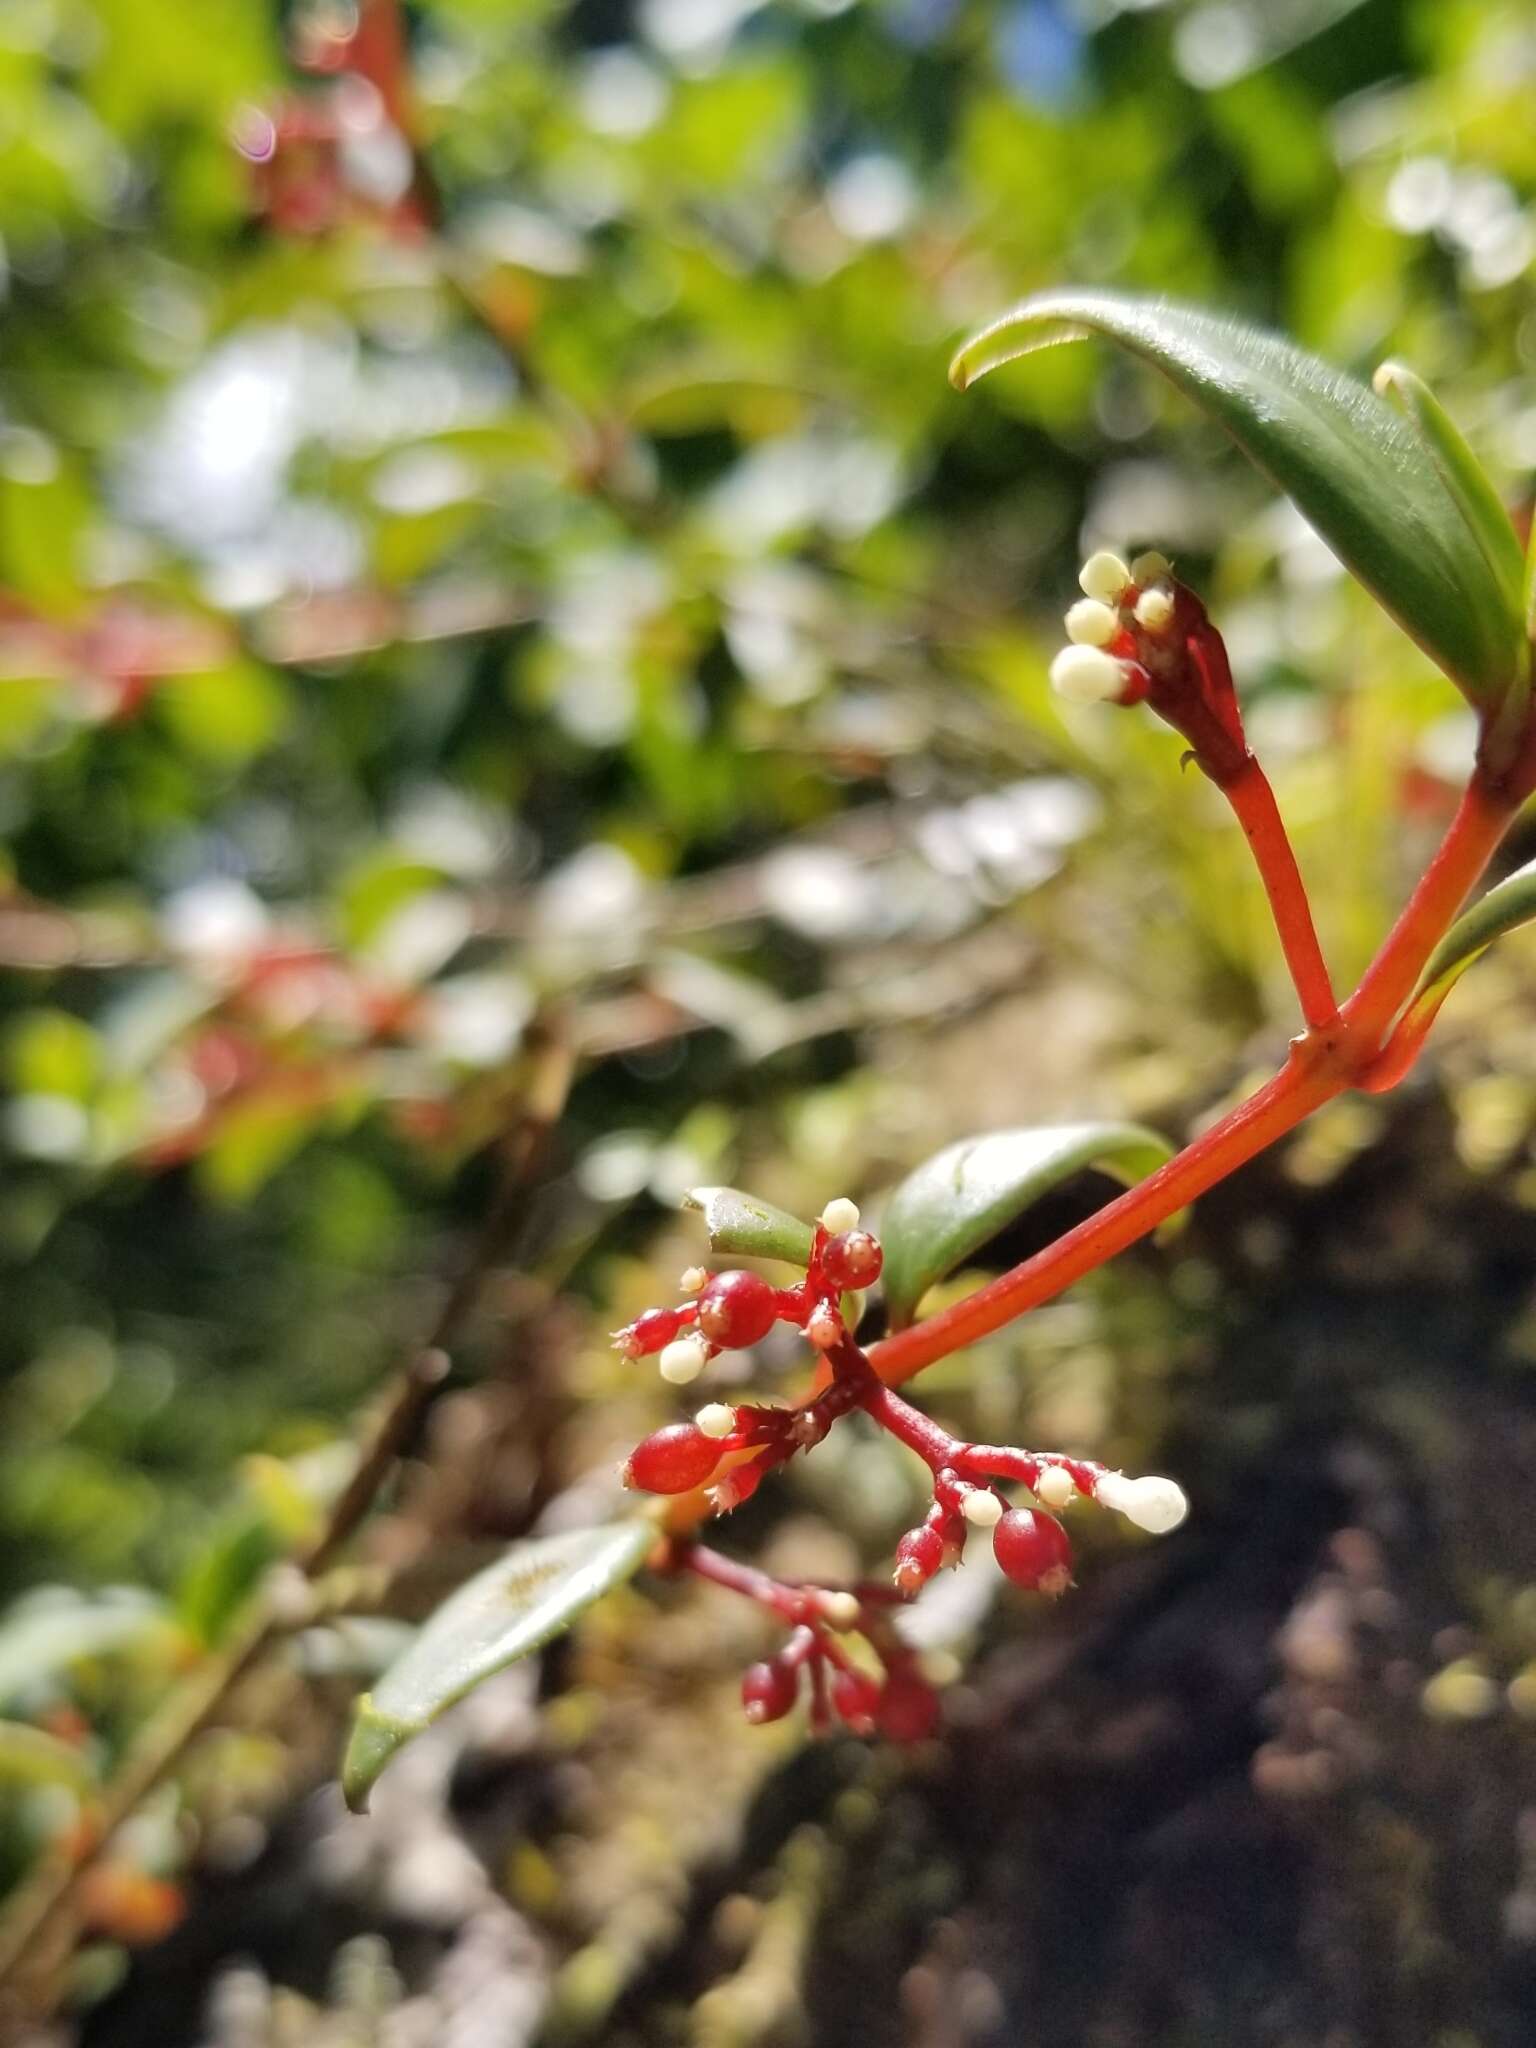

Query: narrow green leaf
left=1372, top=362, right=1526, bottom=618
left=880, top=1123, right=1175, bottom=1329
left=1414, top=854, right=1536, bottom=1009
left=342, top=1518, right=656, bottom=1812
left=949, top=290, right=1525, bottom=708
left=682, top=1185, right=815, bottom=1267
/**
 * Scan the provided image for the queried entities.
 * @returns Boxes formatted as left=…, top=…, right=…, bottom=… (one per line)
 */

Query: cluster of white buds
left=1048, top=549, right=1175, bottom=704
left=1092, top=1469, right=1189, bottom=1534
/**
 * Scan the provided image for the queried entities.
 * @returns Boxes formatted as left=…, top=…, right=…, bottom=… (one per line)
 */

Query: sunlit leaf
left=1372, top=362, right=1525, bottom=618
left=681, top=1185, right=815, bottom=1267
left=342, top=1518, right=656, bottom=1812
left=880, top=1123, right=1176, bottom=1329
left=950, top=290, right=1526, bottom=708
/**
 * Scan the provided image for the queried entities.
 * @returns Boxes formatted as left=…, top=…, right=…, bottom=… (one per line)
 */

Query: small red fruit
left=742, top=1657, right=799, bottom=1724
left=876, top=1666, right=940, bottom=1743
left=992, top=1507, right=1073, bottom=1596
left=893, top=1524, right=945, bottom=1597
left=696, top=1269, right=778, bottom=1349
left=821, top=1230, right=883, bottom=1290
left=623, top=1422, right=721, bottom=1494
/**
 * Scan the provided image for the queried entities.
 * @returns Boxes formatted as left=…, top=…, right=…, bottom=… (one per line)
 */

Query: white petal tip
left=1079, top=550, right=1132, bottom=603
left=961, top=1489, right=1003, bottom=1528
left=820, top=1197, right=860, bottom=1234
left=1065, top=597, right=1120, bottom=647
left=659, top=1336, right=708, bottom=1385
left=1050, top=644, right=1127, bottom=704
left=1035, top=1465, right=1077, bottom=1509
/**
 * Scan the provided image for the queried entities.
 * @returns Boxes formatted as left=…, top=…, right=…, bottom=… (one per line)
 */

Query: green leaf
left=681, top=1185, right=816, bottom=1267
left=341, top=1518, right=656, bottom=1812
left=949, top=290, right=1526, bottom=709
left=880, top=1123, right=1176, bottom=1329
left=1371, top=363, right=1526, bottom=617
left=1414, top=855, right=1536, bottom=1011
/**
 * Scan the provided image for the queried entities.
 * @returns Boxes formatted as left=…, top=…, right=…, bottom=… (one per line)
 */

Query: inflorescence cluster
left=1048, top=550, right=1250, bottom=785
left=615, top=1196, right=1187, bottom=1741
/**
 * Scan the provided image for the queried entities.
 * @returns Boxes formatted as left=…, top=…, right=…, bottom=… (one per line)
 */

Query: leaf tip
left=340, top=1694, right=414, bottom=1815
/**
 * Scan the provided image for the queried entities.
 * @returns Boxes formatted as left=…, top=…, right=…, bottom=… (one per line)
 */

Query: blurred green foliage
left=0, top=0, right=1531, bottom=1944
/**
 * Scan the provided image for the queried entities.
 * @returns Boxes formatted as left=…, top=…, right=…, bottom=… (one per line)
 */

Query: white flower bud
left=659, top=1334, right=709, bottom=1384
left=1124, top=1475, right=1188, bottom=1534
left=695, top=1402, right=737, bottom=1439
left=1094, top=1470, right=1188, bottom=1534
left=679, top=1266, right=708, bottom=1295
left=1064, top=597, right=1119, bottom=647
left=1130, top=550, right=1171, bottom=584
left=1133, top=587, right=1174, bottom=633
left=1050, top=645, right=1127, bottom=704
left=818, top=1590, right=860, bottom=1630
left=1036, top=1465, right=1077, bottom=1509
left=1079, top=550, right=1132, bottom=603
left=961, top=1488, right=1003, bottom=1528
left=820, top=1197, right=860, bottom=1234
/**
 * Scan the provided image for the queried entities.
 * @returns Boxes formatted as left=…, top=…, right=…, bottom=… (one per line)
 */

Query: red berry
left=893, top=1524, right=945, bottom=1597
left=623, top=1422, right=721, bottom=1495
left=830, top=1668, right=882, bottom=1735
left=992, top=1508, right=1073, bottom=1596
left=696, top=1269, right=778, bottom=1349
left=876, top=1666, right=940, bottom=1743
left=742, top=1658, right=799, bottom=1724
left=821, top=1230, right=883, bottom=1291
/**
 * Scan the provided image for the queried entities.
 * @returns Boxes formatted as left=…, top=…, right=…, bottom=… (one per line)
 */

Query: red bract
left=623, top=1423, right=721, bottom=1495
left=696, top=1268, right=778, bottom=1349
left=992, top=1508, right=1073, bottom=1596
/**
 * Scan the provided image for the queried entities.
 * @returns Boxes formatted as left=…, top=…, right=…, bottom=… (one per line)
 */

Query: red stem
left=865, top=756, right=1529, bottom=1389
left=867, top=1048, right=1338, bottom=1384
left=1221, top=755, right=1338, bottom=1031
left=1343, top=769, right=1516, bottom=1046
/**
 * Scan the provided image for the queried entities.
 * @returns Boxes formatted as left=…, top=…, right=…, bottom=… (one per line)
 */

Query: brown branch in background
left=0, top=1018, right=576, bottom=2025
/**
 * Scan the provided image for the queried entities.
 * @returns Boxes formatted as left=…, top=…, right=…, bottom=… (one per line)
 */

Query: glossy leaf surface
left=682, top=1185, right=815, bottom=1267
left=342, top=1518, right=655, bottom=1812
left=880, top=1122, right=1175, bottom=1329
left=950, top=291, right=1525, bottom=706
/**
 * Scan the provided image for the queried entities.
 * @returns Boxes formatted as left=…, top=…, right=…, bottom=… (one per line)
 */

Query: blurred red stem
left=1220, top=755, right=1338, bottom=1031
